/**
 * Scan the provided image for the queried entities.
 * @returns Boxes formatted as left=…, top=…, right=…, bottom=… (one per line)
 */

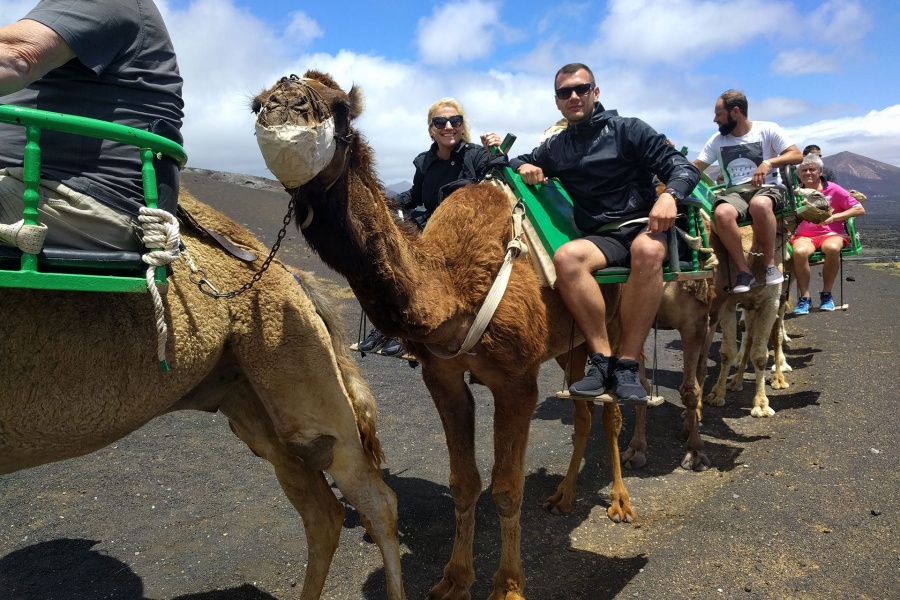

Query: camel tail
left=289, top=267, right=385, bottom=468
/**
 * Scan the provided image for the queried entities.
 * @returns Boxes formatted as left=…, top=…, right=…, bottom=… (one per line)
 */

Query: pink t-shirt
left=794, top=181, right=860, bottom=238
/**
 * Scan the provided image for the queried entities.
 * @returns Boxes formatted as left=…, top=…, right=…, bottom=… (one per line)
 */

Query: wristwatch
left=662, top=187, right=683, bottom=200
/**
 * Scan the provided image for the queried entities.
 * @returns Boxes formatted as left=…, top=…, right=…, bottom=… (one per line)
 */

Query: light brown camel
left=703, top=224, right=789, bottom=417
left=253, top=71, right=635, bottom=600
left=0, top=192, right=404, bottom=600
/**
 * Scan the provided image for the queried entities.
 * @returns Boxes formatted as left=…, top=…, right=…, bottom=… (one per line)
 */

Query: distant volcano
left=825, top=152, right=900, bottom=198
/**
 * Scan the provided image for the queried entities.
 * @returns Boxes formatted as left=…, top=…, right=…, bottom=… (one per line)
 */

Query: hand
left=480, top=132, right=502, bottom=148
left=517, top=163, right=546, bottom=185
left=648, top=193, right=677, bottom=232
left=752, top=162, right=770, bottom=186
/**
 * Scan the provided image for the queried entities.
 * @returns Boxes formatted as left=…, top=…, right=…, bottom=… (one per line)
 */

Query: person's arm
left=0, top=19, right=76, bottom=96
left=692, top=158, right=710, bottom=172
left=826, top=203, right=865, bottom=225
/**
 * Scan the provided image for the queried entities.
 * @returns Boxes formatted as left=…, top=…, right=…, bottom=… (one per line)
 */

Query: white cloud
left=285, top=11, right=323, bottom=44
left=770, top=50, right=840, bottom=76
left=785, top=105, right=900, bottom=167
left=416, top=1, right=513, bottom=65
left=594, top=0, right=791, bottom=65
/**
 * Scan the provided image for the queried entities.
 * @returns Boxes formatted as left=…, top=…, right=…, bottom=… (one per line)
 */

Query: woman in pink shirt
left=790, top=153, right=865, bottom=313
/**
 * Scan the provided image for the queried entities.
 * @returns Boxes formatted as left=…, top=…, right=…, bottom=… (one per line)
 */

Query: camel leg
left=220, top=384, right=347, bottom=600
left=600, top=402, right=634, bottom=522
left=727, top=308, right=754, bottom=391
left=544, top=344, right=594, bottom=515
left=750, top=313, right=778, bottom=418
left=421, top=362, right=481, bottom=600
left=622, top=404, right=647, bottom=470
left=705, top=307, right=738, bottom=407
left=486, top=370, right=542, bottom=600
left=678, top=317, right=711, bottom=471
left=770, top=303, right=790, bottom=390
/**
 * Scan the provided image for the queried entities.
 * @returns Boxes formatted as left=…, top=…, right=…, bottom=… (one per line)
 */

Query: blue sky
left=3, top=0, right=899, bottom=184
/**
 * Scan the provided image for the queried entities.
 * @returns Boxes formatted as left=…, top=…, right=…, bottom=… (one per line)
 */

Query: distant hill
left=384, top=180, right=412, bottom=198
left=824, top=152, right=900, bottom=198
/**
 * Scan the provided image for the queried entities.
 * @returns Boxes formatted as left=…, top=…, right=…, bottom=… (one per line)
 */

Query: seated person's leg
left=789, top=236, right=815, bottom=314
left=747, top=192, right=778, bottom=266
left=713, top=192, right=753, bottom=290
left=819, top=235, right=847, bottom=306
left=558, top=236, right=617, bottom=397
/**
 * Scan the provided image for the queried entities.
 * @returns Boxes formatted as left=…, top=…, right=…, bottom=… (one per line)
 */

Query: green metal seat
left=0, top=104, right=187, bottom=293
left=488, top=136, right=714, bottom=284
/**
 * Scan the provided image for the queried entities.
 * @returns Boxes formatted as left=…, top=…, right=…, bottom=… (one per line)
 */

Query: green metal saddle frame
left=488, top=137, right=714, bottom=284
left=0, top=104, right=188, bottom=293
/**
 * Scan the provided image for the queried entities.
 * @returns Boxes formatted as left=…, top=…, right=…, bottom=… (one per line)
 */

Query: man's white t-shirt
left=696, top=121, right=794, bottom=186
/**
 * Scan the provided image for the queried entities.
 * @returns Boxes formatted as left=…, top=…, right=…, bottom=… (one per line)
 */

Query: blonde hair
left=427, top=97, right=471, bottom=143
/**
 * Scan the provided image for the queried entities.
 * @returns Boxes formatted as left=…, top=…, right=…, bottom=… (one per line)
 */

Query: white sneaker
left=765, top=265, right=784, bottom=286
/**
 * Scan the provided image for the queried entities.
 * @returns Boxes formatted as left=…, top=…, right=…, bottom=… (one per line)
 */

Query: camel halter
left=255, top=75, right=354, bottom=224
left=425, top=201, right=528, bottom=359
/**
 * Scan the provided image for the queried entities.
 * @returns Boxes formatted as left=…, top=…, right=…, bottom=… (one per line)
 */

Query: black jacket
left=509, top=102, right=700, bottom=234
left=395, top=140, right=490, bottom=218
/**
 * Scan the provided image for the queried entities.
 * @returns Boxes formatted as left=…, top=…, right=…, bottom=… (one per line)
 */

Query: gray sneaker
left=611, top=359, right=648, bottom=404
left=765, top=265, right=784, bottom=286
left=569, top=353, right=614, bottom=397
left=733, top=271, right=755, bottom=293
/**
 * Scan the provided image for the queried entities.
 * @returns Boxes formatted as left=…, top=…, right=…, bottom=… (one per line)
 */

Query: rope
left=674, top=225, right=718, bottom=269
left=139, top=207, right=182, bottom=371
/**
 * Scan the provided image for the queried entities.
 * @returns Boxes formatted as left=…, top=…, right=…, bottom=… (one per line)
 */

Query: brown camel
left=0, top=192, right=404, bottom=600
left=253, top=71, right=634, bottom=600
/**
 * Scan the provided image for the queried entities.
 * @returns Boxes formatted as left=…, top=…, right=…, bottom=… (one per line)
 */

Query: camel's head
left=252, top=71, right=364, bottom=189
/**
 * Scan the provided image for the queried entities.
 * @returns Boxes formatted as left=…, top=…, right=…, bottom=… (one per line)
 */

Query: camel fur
left=0, top=192, right=404, bottom=600
left=253, top=71, right=636, bottom=600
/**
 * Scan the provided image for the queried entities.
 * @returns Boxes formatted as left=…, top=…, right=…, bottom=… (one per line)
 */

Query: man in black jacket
left=508, top=63, right=699, bottom=403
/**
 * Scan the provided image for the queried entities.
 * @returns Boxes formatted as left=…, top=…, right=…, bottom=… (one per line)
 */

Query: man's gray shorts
left=0, top=167, right=142, bottom=251
left=713, top=185, right=786, bottom=221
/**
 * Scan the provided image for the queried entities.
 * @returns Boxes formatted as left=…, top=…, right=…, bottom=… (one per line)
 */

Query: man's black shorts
left=583, top=221, right=648, bottom=269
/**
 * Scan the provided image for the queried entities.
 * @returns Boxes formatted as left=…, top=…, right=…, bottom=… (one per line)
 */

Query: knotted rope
left=674, top=225, right=718, bottom=269
left=139, top=206, right=182, bottom=371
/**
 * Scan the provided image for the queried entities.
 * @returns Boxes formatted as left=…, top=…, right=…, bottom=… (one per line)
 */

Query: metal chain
left=192, top=196, right=295, bottom=299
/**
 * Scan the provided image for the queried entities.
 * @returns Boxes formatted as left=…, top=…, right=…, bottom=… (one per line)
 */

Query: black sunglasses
left=555, top=83, right=594, bottom=100
left=431, top=115, right=464, bottom=129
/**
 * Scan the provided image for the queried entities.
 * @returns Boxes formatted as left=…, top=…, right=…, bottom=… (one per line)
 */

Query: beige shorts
left=0, top=167, right=142, bottom=251
left=714, top=185, right=786, bottom=221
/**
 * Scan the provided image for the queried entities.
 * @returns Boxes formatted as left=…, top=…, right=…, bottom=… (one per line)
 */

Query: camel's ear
left=348, top=85, right=365, bottom=120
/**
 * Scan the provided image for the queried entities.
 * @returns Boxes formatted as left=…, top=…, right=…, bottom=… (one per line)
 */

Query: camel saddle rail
left=0, top=105, right=187, bottom=293
left=487, top=135, right=714, bottom=285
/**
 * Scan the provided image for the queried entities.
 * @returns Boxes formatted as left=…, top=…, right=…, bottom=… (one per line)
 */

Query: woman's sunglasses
left=555, top=83, right=594, bottom=100
left=431, top=115, right=464, bottom=129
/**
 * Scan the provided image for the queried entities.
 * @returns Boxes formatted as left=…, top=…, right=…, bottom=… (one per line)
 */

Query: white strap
left=425, top=202, right=526, bottom=359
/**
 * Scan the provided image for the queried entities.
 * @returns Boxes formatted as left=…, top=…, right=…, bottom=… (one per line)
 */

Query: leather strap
left=177, top=205, right=258, bottom=263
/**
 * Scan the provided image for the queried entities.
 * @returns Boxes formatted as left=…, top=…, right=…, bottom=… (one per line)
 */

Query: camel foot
left=703, top=391, right=725, bottom=407
left=680, top=450, right=711, bottom=471
left=751, top=405, right=775, bottom=418
left=770, top=376, right=789, bottom=390
left=726, top=376, right=743, bottom=391
left=542, top=490, right=573, bottom=515
left=487, top=581, right=525, bottom=600
left=621, top=446, right=647, bottom=470
left=607, top=500, right=635, bottom=523
left=427, top=578, right=472, bottom=600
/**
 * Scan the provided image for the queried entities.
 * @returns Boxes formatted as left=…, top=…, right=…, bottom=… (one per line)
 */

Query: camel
left=703, top=224, right=790, bottom=416
left=253, top=71, right=636, bottom=600
left=0, top=192, right=405, bottom=600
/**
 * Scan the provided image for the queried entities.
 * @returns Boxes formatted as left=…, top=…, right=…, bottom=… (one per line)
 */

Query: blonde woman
left=364, top=98, right=490, bottom=356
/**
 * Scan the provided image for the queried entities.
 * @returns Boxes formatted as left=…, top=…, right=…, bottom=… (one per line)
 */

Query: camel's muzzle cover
left=255, top=76, right=337, bottom=188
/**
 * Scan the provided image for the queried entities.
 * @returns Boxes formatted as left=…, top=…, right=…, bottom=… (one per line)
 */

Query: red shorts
left=790, top=233, right=849, bottom=249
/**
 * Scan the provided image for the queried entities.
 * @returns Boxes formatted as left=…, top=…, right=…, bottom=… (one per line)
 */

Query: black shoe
left=611, top=359, right=647, bottom=404
left=380, top=337, right=404, bottom=356
left=358, top=328, right=386, bottom=352
left=569, top=353, right=615, bottom=397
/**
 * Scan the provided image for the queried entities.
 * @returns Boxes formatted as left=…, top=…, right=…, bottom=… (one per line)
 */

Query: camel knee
left=492, top=492, right=519, bottom=518
left=285, top=433, right=336, bottom=470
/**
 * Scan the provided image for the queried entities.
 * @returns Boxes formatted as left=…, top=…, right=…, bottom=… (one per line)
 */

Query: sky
left=2, top=0, right=899, bottom=186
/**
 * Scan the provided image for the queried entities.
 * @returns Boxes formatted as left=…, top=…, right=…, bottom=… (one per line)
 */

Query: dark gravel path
left=1, top=172, right=896, bottom=599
